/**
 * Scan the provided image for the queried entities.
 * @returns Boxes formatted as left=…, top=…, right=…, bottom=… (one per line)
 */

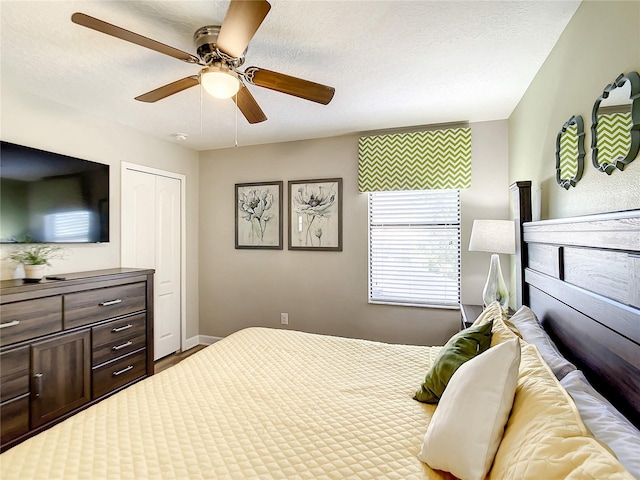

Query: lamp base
left=482, top=253, right=509, bottom=311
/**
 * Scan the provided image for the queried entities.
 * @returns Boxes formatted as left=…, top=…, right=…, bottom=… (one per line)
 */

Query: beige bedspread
left=0, top=328, right=448, bottom=479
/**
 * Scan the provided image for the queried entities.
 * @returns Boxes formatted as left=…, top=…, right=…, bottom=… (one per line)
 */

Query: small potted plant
left=8, top=244, right=64, bottom=282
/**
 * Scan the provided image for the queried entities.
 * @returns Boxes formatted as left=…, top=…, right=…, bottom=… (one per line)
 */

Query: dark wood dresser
left=0, top=268, right=154, bottom=452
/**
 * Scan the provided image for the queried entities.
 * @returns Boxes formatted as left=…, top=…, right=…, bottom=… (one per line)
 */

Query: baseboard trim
left=183, top=336, right=200, bottom=351
left=183, top=335, right=223, bottom=351
left=198, top=335, right=223, bottom=345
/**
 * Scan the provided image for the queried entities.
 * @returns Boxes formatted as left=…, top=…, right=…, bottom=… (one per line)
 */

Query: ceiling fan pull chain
left=234, top=94, right=239, bottom=148
left=200, top=82, right=203, bottom=133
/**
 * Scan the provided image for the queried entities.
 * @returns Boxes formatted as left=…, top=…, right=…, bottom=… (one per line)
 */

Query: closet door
left=122, top=166, right=182, bottom=360
left=154, top=175, right=181, bottom=360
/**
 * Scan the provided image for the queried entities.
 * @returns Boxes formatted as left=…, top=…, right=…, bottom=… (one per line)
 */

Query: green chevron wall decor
left=591, top=71, right=640, bottom=174
left=555, top=115, right=585, bottom=189
left=357, top=127, right=471, bottom=192
left=595, top=111, right=632, bottom=167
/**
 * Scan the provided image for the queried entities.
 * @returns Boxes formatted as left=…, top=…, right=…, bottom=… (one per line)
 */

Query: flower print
left=293, top=185, right=335, bottom=218
left=293, top=183, right=337, bottom=246
left=238, top=188, right=274, bottom=242
left=239, top=189, right=273, bottom=222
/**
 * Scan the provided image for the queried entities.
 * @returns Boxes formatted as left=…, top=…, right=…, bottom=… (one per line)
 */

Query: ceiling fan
left=71, top=0, right=335, bottom=124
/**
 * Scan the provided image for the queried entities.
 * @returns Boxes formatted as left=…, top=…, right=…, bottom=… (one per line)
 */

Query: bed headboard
left=511, top=183, right=640, bottom=427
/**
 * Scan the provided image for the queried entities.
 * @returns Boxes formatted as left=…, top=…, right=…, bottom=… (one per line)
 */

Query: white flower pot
left=23, top=264, right=46, bottom=282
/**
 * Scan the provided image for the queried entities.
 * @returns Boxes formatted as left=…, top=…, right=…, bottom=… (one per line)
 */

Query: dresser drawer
left=0, top=297, right=62, bottom=347
left=92, top=349, right=146, bottom=399
left=0, top=394, right=29, bottom=445
left=64, top=283, right=146, bottom=329
left=92, top=314, right=147, bottom=366
left=92, top=313, right=146, bottom=347
left=0, top=347, right=29, bottom=402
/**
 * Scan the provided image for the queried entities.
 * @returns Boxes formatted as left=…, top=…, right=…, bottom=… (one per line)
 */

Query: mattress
left=1, top=327, right=449, bottom=479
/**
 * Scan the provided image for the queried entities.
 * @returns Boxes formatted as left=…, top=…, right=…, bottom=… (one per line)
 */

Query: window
left=368, top=190, right=460, bottom=308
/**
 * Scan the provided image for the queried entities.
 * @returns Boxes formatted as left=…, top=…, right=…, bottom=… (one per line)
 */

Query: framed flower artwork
left=288, top=178, right=342, bottom=251
left=235, top=181, right=283, bottom=249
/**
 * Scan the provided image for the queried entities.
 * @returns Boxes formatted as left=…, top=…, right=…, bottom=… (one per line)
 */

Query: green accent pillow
left=414, top=320, right=493, bottom=403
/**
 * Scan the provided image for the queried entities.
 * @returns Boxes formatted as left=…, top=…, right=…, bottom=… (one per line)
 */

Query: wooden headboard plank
left=563, top=247, right=639, bottom=308
left=519, top=205, right=640, bottom=428
left=529, top=287, right=640, bottom=425
left=527, top=244, right=563, bottom=279
left=631, top=255, right=640, bottom=307
left=525, top=268, right=640, bottom=344
left=523, top=210, right=640, bottom=250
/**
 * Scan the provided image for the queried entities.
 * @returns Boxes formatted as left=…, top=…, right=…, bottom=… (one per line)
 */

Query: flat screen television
left=0, top=141, right=109, bottom=243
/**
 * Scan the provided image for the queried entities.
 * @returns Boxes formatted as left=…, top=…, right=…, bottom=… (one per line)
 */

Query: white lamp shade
left=469, top=220, right=516, bottom=255
left=201, top=65, right=240, bottom=99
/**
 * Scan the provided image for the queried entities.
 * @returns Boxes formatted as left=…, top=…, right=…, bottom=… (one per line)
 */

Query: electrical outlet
left=280, top=312, right=289, bottom=325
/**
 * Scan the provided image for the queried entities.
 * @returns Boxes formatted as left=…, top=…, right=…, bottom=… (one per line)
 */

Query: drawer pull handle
left=0, top=320, right=20, bottom=329
left=113, top=365, right=134, bottom=377
left=112, top=341, right=133, bottom=351
left=112, top=324, right=133, bottom=333
left=34, top=373, right=43, bottom=398
left=100, top=299, right=122, bottom=307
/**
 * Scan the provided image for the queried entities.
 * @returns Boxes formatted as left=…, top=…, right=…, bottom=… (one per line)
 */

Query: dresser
left=0, top=268, right=154, bottom=452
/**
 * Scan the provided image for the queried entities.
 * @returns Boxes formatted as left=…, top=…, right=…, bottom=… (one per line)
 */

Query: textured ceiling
left=1, top=0, right=581, bottom=151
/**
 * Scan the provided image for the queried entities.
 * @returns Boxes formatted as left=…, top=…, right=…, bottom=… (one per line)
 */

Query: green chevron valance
left=358, top=127, right=471, bottom=192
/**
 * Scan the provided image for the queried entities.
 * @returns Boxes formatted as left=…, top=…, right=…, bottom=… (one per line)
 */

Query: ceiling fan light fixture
left=201, top=64, right=240, bottom=99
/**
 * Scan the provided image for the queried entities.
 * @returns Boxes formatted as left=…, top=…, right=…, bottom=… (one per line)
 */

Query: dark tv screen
left=0, top=141, right=109, bottom=243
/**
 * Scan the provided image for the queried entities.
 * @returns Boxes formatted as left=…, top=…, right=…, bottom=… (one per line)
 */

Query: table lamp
left=468, top=219, right=516, bottom=311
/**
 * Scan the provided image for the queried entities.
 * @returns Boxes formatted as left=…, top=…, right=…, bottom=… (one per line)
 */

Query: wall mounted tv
left=0, top=141, right=109, bottom=243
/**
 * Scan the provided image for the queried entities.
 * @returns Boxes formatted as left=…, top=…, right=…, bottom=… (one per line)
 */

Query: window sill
left=368, top=300, right=459, bottom=310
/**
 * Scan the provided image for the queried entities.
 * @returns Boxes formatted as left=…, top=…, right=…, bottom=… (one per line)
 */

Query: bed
left=1, top=182, right=638, bottom=479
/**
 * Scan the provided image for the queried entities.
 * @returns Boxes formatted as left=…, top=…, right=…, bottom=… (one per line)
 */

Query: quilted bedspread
left=0, top=328, right=450, bottom=480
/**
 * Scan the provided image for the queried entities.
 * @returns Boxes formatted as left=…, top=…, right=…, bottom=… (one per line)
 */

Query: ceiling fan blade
left=135, top=76, right=199, bottom=103
left=72, top=13, right=201, bottom=64
left=235, top=85, right=267, bottom=124
left=246, top=67, right=335, bottom=105
left=216, top=0, right=271, bottom=58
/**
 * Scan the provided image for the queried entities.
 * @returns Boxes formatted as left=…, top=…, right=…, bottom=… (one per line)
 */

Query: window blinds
left=368, top=190, right=460, bottom=308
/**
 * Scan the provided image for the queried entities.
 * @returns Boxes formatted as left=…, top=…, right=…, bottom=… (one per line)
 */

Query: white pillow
left=418, top=338, right=521, bottom=480
left=561, top=370, right=640, bottom=478
left=510, top=306, right=576, bottom=379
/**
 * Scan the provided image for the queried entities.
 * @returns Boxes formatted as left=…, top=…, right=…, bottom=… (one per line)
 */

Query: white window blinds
left=368, top=190, right=460, bottom=308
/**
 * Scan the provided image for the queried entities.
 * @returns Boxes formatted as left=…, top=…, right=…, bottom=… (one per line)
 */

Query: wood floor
left=154, top=344, right=207, bottom=373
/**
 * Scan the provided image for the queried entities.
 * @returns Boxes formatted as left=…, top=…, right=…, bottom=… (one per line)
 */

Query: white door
left=122, top=165, right=183, bottom=360
left=154, top=175, right=181, bottom=359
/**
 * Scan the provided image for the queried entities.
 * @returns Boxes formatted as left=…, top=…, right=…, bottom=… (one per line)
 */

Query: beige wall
left=8, top=2, right=633, bottom=348
left=509, top=0, right=640, bottom=220
left=0, top=85, right=201, bottom=340
left=199, top=120, right=509, bottom=346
